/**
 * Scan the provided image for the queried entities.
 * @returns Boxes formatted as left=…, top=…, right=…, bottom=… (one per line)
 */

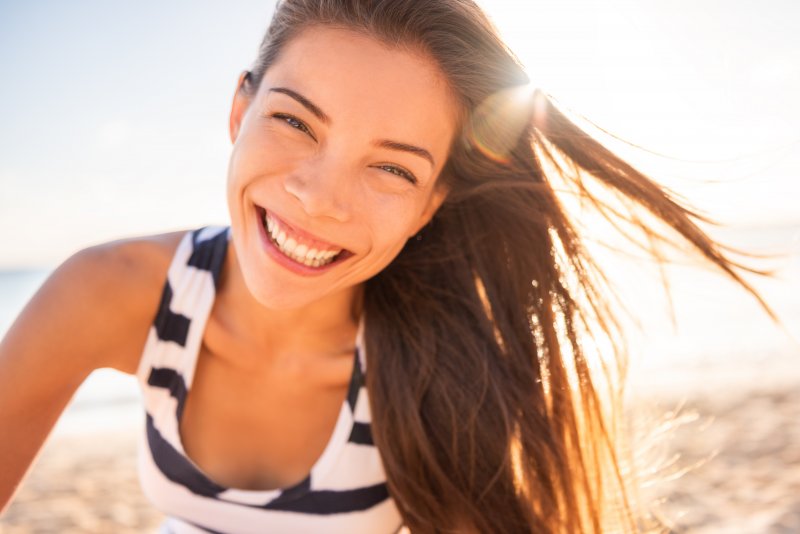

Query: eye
left=271, top=113, right=316, bottom=140
left=375, top=164, right=418, bottom=185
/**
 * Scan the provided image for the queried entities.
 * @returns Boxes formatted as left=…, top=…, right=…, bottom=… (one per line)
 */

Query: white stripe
left=159, top=516, right=207, bottom=533
left=353, top=388, right=372, bottom=423
left=173, top=277, right=213, bottom=389
left=308, top=401, right=353, bottom=483
left=138, top=429, right=403, bottom=534
left=356, top=311, right=367, bottom=372
left=216, top=486, right=282, bottom=506
left=165, top=232, right=195, bottom=297
left=169, top=264, right=210, bottom=318
left=136, top=326, right=162, bottom=386
left=141, top=377, right=184, bottom=450
left=137, top=328, right=189, bottom=384
left=315, top=442, right=389, bottom=491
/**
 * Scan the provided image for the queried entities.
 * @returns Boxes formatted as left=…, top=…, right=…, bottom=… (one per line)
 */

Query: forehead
left=259, top=26, right=460, bottom=165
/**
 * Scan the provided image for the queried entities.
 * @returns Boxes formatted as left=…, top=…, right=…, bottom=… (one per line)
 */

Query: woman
left=0, top=0, right=781, bottom=532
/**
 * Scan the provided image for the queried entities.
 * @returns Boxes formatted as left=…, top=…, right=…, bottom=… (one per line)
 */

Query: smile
left=255, top=205, right=352, bottom=270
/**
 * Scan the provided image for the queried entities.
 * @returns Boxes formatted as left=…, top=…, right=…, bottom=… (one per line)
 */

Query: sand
left=631, top=386, right=800, bottom=534
left=0, top=432, right=164, bottom=534
left=1, top=385, right=798, bottom=533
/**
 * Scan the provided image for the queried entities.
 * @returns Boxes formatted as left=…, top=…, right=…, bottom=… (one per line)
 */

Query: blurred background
left=1, top=0, right=798, bottom=532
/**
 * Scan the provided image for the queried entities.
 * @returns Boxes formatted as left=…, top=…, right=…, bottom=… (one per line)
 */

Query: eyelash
left=375, top=164, right=418, bottom=185
left=269, top=112, right=419, bottom=185
left=272, top=113, right=314, bottom=138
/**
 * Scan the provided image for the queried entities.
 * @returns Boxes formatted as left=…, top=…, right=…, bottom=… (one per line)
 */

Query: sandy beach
left=1, top=382, right=798, bottom=533
left=632, top=385, right=800, bottom=533
left=0, top=431, right=164, bottom=534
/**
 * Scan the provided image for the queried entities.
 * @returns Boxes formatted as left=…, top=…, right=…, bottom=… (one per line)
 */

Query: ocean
left=0, top=269, right=144, bottom=437
left=1, top=222, right=798, bottom=437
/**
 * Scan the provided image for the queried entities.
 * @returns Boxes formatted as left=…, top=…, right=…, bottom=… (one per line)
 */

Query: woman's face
left=226, top=26, right=459, bottom=310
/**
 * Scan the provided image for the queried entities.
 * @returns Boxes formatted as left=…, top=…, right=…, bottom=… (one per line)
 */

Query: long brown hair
left=242, top=1, right=782, bottom=531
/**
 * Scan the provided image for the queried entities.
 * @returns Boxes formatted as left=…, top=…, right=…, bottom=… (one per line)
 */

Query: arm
left=0, top=239, right=166, bottom=513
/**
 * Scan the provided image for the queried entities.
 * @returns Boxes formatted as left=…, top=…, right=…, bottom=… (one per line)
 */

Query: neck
left=217, top=237, right=364, bottom=361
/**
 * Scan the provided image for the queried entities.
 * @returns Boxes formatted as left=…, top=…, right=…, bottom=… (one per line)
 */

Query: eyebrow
left=268, top=86, right=436, bottom=169
left=375, top=140, right=435, bottom=169
left=269, top=87, right=330, bottom=124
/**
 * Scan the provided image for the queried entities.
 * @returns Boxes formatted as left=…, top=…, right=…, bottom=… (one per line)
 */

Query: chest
left=178, top=322, right=355, bottom=492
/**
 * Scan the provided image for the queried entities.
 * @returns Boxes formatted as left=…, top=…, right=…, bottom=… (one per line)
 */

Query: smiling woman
left=0, top=1, right=784, bottom=533
left=226, top=25, right=455, bottom=313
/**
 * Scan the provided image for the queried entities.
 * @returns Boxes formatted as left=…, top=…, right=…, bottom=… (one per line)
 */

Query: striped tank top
left=134, top=225, right=404, bottom=533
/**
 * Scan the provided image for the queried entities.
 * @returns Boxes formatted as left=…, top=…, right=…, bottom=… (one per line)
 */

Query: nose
left=283, top=154, right=353, bottom=222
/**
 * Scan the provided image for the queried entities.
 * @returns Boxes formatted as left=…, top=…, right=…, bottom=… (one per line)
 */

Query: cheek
left=228, top=127, right=310, bottom=186
left=366, top=201, right=421, bottom=254
left=227, top=142, right=294, bottom=221
left=226, top=138, right=255, bottom=196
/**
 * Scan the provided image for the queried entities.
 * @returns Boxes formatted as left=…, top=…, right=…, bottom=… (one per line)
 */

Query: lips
left=254, top=204, right=354, bottom=266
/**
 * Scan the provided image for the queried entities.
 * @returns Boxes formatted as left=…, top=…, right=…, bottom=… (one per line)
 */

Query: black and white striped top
left=134, top=225, right=403, bottom=533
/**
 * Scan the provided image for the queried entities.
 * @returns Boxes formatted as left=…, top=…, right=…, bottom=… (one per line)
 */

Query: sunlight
left=466, top=82, right=537, bottom=164
left=479, top=0, right=800, bottom=227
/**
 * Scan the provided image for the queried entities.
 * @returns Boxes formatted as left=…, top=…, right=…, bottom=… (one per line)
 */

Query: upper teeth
left=264, top=212, right=342, bottom=267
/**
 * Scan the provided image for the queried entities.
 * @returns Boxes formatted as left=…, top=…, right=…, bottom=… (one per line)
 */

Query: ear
left=229, top=70, right=254, bottom=144
left=409, top=182, right=449, bottom=238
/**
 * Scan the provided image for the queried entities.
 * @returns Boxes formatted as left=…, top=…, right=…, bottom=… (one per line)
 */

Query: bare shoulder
left=0, top=228, right=193, bottom=509
left=74, top=228, right=189, bottom=296
left=19, top=228, right=192, bottom=376
left=71, top=228, right=193, bottom=374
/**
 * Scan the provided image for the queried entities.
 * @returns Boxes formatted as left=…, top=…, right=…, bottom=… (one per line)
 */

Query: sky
left=1, top=0, right=798, bottom=269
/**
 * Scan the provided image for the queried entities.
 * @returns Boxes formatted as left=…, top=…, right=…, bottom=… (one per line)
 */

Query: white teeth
left=262, top=210, right=342, bottom=268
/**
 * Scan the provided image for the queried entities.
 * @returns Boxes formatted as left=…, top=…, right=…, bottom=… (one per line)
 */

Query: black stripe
left=272, top=474, right=311, bottom=501
left=153, top=280, right=191, bottom=346
left=147, top=367, right=189, bottom=421
left=146, top=413, right=227, bottom=497
left=187, top=227, right=229, bottom=289
left=355, top=346, right=365, bottom=386
left=263, top=482, right=390, bottom=515
left=348, top=421, right=374, bottom=445
left=346, top=348, right=363, bottom=413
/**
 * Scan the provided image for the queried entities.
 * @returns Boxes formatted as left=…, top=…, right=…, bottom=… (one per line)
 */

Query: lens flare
left=464, top=82, right=543, bottom=164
